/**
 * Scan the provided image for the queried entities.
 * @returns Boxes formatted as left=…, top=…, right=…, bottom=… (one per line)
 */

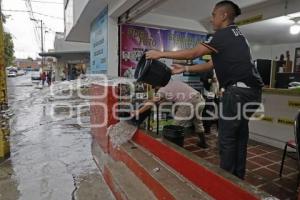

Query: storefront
left=40, top=32, right=90, bottom=81
left=64, top=0, right=300, bottom=198
left=40, top=51, right=89, bottom=81
left=66, top=0, right=300, bottom=147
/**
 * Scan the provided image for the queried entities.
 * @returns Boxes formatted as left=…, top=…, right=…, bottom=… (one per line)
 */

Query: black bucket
left=134, top=53, right=171, bottom=87
left=162, top=125, right=185, bottom=147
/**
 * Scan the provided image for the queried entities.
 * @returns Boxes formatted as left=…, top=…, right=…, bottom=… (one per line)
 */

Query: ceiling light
left=290, top=24, right=300, bottom=35
left=289, top=17, right=300, bottom=35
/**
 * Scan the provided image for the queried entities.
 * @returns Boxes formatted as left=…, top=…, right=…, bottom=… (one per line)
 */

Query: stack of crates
left=0, top=127, right=10, bottom=160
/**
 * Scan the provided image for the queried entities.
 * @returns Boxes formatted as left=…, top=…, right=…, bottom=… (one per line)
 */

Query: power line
left=2, top=9, right=64, bottom=20
left=24, top=0, right=41, bottom=50
left=32, top=25, right=57, bottom=34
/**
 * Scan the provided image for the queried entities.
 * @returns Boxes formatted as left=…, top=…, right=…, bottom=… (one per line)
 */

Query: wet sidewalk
left=0, top=75, right=115, bottom=200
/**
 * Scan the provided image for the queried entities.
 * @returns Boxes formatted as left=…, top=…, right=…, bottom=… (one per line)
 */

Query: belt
left=221, top=82, right=250, bottom=93
left=231, top=82, right=250, bottom=88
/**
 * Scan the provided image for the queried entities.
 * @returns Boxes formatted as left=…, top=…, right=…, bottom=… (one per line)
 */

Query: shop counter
left=249, top=88, right=300, bottom=149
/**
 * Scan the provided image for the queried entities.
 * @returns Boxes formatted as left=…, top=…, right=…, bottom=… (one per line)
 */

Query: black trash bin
left=162, top=125, right=185, bottom=147
left=134, top=53, right=171, bottom=87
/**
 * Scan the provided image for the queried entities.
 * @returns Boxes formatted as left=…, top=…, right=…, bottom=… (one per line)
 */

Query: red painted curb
left=109, top=144, right=176, bottom=200
left=103, top=165, right=126, bottom=200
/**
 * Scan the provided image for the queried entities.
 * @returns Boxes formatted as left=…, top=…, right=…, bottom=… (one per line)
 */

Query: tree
left=1, top=13, right=15, bottom=67
left=4, top=31, right=14, bottom=67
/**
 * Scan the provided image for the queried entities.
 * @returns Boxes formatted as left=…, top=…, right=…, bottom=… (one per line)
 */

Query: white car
left=31, top=70, right=41, bottom=82
left=17, top=69, right=26, bottom=76
left=7, top=71, right=17, bottom=77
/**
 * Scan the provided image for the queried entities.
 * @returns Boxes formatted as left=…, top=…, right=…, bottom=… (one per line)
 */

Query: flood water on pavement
left=0, top=74, right=115, bottom=200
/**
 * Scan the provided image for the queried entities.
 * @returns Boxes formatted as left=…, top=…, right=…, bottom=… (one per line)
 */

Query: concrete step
left=93, top=138, right=211, bottom=200
left=92, top=140, right=156, bottom=200
left=120, top=142, right=213, bottom=200
left=106, top=161, right=157, bottom=200
left=75, top=170, right=116, bottom=200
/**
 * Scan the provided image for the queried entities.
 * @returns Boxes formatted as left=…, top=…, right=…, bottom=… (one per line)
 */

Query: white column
left=107, top=16, right=119, bottom=77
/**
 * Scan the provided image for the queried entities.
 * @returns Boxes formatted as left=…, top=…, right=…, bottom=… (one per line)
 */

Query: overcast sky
left=2, top=0, right=64, bottom=59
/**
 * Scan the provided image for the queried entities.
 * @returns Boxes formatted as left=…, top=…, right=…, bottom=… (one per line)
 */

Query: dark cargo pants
left=218, top=86, right=262, bottom=179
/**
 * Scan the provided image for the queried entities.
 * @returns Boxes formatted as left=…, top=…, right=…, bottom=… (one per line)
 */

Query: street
left=0, top=74, right=114, bottom=200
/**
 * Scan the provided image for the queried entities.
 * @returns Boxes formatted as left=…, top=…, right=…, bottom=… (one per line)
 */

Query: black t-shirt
left=202, top=25, right=263, bottom=88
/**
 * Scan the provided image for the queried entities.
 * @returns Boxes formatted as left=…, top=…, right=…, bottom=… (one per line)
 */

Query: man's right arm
left=172, top=60, right=214, bottom=74
left=146, top=44, right=213, bottom=60
left=132, top=95, right=163, bottom=116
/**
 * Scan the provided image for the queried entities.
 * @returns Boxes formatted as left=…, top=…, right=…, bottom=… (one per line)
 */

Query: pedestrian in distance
left=40, top=71, right=46, bottom=87
left=47, top=70, right=52, bottom=86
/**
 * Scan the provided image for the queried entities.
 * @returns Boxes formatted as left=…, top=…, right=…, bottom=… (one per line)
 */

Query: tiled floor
left=183, top=127, right=299, bottom=200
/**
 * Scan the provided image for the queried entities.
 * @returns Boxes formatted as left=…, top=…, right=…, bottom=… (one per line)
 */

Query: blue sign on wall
left=90, top=6, right=108, bottom=74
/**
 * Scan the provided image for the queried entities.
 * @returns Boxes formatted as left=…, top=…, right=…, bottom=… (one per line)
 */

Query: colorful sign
left=90, top=7, right=108, bottom=74
left=120, top=24, right=207, bottom=77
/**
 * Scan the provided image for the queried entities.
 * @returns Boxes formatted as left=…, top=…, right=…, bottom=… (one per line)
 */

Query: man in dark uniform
left=146, top=0, right=263, bottom=179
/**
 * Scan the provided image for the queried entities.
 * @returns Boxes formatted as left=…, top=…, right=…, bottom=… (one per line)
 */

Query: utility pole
left=40, top=20, right=44, bottom=70
left=30, top=18, right=44, bottom=69
left=41, top=20, right=43, bottom=53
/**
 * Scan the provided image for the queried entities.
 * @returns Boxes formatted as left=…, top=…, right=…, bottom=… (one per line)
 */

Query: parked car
left=17, top=69, right=26, bottom=76
left=26, top=67, right=33, bottom=72
left=7, top=66, right=17, bottom=74
left=31, top=69, right=41, bottom=82
left=7, top=70, right=17, bottom=77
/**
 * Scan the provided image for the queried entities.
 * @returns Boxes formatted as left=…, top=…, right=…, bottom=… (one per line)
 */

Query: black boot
left=197, top=132, right=208, bottom=148
left=204, top=127, right=211, bottom=135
